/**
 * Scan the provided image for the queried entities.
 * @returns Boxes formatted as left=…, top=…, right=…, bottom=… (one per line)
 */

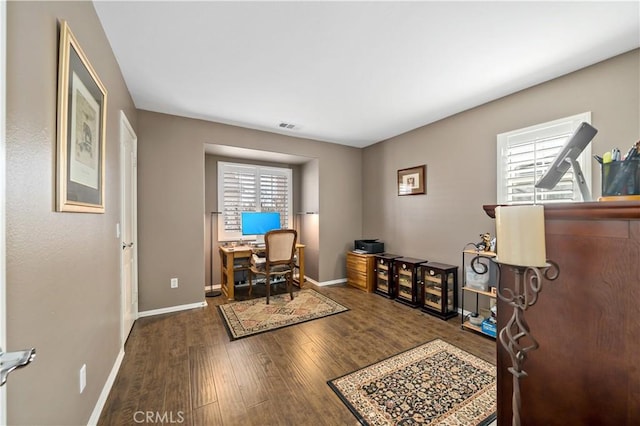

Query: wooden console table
left=484, top=201, right=640, bottom=425
left=219, top=244, right=305, bottom=300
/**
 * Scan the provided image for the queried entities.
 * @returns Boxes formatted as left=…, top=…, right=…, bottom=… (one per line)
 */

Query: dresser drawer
left=347, top=269, right=367, bottom=288
left=346, top=256, right=368, bottom=273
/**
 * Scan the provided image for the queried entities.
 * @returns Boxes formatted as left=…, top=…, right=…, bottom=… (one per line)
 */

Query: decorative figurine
left=475, top=233, right=492, bottom=252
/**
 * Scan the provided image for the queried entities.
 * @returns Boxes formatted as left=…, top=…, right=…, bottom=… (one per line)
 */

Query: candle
left=495, top=205, right=546, bottom=267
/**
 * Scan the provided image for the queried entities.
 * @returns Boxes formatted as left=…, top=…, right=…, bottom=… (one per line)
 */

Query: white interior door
left=120, top=111, right=138, bottom=345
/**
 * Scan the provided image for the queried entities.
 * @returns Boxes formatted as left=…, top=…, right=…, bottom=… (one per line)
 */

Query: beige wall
left=300, top=159, right=320, bottom=279
left=6, top=1, right=137, bottom=424
left=363, top=49, right=640, bottom=297
left=138, top=110, right=362, bottom=309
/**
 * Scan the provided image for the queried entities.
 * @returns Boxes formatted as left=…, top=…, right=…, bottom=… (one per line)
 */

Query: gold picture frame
left=398, top=165, right=426, bottom=196
left=56, top=20, right=107, bottom=213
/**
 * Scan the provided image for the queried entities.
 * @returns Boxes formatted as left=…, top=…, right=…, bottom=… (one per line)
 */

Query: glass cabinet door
left=397, top=270, right=413, bottom=300
left=376, top=262, right=389, bottom=293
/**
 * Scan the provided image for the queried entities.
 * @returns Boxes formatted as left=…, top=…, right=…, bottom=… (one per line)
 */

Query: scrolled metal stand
left=493, top=261, right=560, bottom=426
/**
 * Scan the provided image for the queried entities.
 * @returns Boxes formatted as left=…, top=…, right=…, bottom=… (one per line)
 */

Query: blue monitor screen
left=241, top=212, right=281, bottom=236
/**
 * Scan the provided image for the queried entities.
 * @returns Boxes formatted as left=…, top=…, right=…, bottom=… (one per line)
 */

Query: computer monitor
left=535, top=122, right=597, bottom=201
left=241, top=212, right=281, bottom=244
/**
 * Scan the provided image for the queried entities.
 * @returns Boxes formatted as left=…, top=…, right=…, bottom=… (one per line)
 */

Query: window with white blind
left=217, top=162, right=292, bottom=241
left=497, top=112, right=592, bottom=204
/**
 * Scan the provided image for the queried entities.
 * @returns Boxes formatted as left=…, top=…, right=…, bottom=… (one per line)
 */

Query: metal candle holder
left=470, top=256, right=560, bottom=426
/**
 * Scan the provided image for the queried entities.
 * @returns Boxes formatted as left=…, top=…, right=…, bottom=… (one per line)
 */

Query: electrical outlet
left=170, top=278, right=178, bottom=288
left=80, top=364, right=87, bottom=393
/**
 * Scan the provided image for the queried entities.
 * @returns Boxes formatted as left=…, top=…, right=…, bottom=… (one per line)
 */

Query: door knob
left=122, top=242, right=134, bottom=249
left=0, top=347, right=36, bottom=386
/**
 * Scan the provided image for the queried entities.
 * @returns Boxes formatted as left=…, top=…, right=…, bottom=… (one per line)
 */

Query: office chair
left=248, top=229, right=297, bottom=304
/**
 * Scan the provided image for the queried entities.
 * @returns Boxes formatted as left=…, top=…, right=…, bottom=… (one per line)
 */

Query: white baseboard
left=138, top=301, right=207, bottom=318
left=87, top=348, right=125, bottom=426
left=306, top=277, right=347, bottom=287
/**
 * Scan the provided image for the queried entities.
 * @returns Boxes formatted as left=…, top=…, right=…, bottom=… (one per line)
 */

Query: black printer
left=354, top=239, right=384, bottom=254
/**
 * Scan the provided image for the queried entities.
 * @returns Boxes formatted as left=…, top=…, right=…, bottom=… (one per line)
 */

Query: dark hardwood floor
left=98, top=283, right=496, bottom=425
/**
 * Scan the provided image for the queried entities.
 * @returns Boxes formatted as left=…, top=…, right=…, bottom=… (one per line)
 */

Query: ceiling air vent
left=278, top=122, right=296, bottom=130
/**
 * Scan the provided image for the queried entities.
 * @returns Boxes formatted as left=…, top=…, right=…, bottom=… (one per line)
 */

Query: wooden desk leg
left=220, top=249, right=235, bottom=300
left=219, top=248, right=224, bottom=297
left=227, top=252, right=235, bottom=300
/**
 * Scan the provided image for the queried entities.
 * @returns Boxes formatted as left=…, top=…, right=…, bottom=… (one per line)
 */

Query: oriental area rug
left=328, top=339, right=497, bottom=426
left=218, top=289, right=348, bottom=340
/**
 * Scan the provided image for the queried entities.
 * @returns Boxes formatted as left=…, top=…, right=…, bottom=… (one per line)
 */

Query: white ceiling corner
left=94, top=1, right=640, bottom=148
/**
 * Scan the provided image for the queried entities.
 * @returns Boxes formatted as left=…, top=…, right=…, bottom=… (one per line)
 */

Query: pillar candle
left=495, top=205, right=546, bottom=267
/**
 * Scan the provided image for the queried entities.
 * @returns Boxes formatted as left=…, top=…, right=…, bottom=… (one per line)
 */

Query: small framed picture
left=56, top=20, right=107, bottom=213
left=398, top=165, right=426, bottom=196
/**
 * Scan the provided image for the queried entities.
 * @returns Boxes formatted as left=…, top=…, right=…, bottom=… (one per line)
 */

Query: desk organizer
left=601, top=159, right=640, bottom=198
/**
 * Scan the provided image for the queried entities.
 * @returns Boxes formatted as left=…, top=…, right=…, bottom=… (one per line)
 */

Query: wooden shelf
left=462, top=249, right=497, bottom=257
left=424, top=300, right=440, bottom=309
left=425, top=288, right=442, bottom=296
left=461, top=248, right=496, bottom=337
left=462, top=320, right=495, bottom=339
left=462, top=286, right=496, bottom=298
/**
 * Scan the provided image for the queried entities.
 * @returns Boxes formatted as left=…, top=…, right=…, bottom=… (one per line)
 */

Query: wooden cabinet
left=484, top=202, right=640, bottom=425
left=219, top=246, right=253, bottom=301
left=374, top=253, right=401, bottom=298
left=394, top=257, right=427, bottom=308
left=346, top=251, right=375, bottom=292
left=420, top=262, right=458, bottom=320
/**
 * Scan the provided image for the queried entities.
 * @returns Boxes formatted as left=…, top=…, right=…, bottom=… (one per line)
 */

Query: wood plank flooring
left=98, top=283, right=496, bottom=425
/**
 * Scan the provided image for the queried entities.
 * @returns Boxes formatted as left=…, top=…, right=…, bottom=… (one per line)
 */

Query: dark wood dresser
left=484, top=201, right=640, bottom=425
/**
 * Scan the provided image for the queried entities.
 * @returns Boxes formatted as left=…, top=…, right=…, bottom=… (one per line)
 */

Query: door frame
left=1, top=0, right=8, bottom=422
left=119, top=111, right=138, bottom=346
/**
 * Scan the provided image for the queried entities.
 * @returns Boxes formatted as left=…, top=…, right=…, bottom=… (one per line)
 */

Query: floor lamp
left=206, top=211, right=222, bottom=297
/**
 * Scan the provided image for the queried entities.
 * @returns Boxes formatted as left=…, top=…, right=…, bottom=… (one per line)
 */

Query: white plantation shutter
left=259, top=172, right=290, bottom=229
left=497, top=113, right=592, bottom=204
left=218, top=162, right=292, bottom=240
left=220, top=165, right=257, bottom=234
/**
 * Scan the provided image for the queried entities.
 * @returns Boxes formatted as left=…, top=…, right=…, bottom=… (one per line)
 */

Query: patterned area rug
left=218, top=289, right=348, bottom=340
left=328, top=339, right=496, bottom=426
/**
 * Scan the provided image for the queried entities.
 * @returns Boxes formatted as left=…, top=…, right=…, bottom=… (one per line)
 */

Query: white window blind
left=217, top=162, right=292, bottom=240
left=497, top=112, right=592, bottom=204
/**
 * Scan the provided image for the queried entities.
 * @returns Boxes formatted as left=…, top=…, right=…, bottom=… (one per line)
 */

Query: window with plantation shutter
left=497, top=112, right=592, bottom=204
left=217, top=162, right=292, bottom=240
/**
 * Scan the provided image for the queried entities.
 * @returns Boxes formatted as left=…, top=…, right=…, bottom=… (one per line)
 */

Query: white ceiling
left=94, top=1, right=640, bottom=148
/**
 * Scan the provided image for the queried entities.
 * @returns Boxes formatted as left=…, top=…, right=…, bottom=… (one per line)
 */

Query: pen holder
left=601, top=159, right=640, bottom=198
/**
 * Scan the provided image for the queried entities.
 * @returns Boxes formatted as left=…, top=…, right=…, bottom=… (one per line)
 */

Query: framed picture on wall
left=398, top=165, right=426, bottom=196
left=56, top=20, right=108, bottom=213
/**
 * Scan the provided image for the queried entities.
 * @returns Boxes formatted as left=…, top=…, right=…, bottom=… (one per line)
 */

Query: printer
left=354, top=239, right=384, bottom=254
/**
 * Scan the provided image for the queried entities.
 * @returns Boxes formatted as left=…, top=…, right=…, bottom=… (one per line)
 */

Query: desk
left=219, top=244, right=305, bottom=300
